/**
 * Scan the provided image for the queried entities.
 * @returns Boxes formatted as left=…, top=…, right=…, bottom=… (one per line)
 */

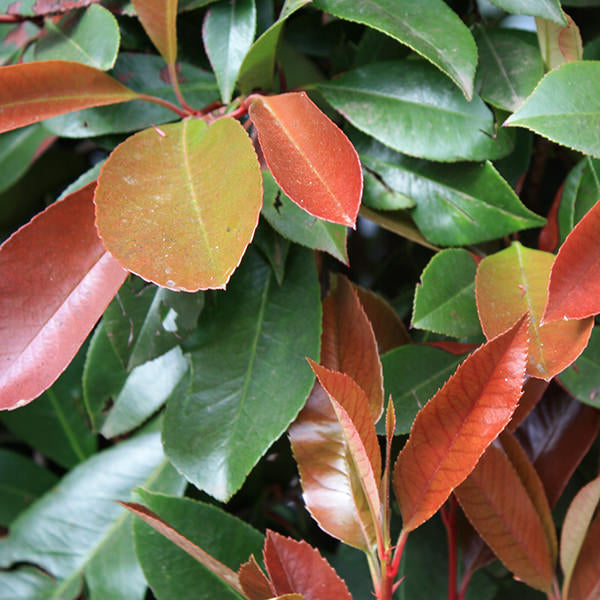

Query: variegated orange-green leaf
left=393, top=315, right=529, bottom=532
left=536, top=13, right=582, bottom=71
left=249, top=92, right=362, bottom=227
left=239, top=555, right=274, bottom=600
left=322, top=275, right=384, bottom=422
left=565, top=511, right=600, bottom=600
left=131, top=0, right=178, bottom=66
left=476, top=242, right=593, bottom=380
left=95, top=117, right=262, bottom=291
left=0, top=61, right=138, bottom=134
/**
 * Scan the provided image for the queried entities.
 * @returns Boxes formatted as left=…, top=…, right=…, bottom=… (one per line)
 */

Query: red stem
left=137, top=93, right=191, bottom=118
left=441, top=498, right=458, bottom=600
left=167, top=61, right=196, bottom=115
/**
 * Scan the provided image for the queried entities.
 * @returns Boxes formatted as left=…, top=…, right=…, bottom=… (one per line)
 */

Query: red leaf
left=130, top=0, right=177, bottom=66
left=426, top=341, right=479, bottom=355
left=543, top=198, right=600, bottom=322
left=239, top=556, right=275, bottom=600
left=538, top=182, right=563, bottom=253
left=0, top=61, right=138, bottom=134
left=0, top=183, right=127, bottom=410
left=263, top=531, right=352, bottom=600
left=566, top=510, right=600, bottom=600
left=321, top=275, right=384, bottom=422
left=249, top=92, right=362, bottom=227
left=393, top=315, right=529, bottom=532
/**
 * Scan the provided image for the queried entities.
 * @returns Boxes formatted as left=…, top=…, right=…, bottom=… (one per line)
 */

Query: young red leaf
left=322, top=275, right=384, bottom=422
left=454, top=443, right=555, bottom=593
left=538, top=182, right=562, bottom=253
left=393, top=315, right=529, bottom=532
left=248, top=92, right=362, bottom=228
left=263, top=531, right=352, bottom=600
left=0, top=182, right=127, bottom=410
left=476, top=242, right=593, bottom=379
left=94, top=118, right=262, bottom=291
left=0, top=61, right=138, bottom=134
left=239, top=555, right=275, bottom=600
left=565, top=510, right=600, bottom=600
left=130, top=0, right=178, bottom=66
left=543, top=198, right=600, bottom=323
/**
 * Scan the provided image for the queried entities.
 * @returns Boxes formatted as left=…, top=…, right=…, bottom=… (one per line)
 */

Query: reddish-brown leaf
left=263, top=531, right=352, bottom=600
left=454, top=443, right=555, bottom=593
left=476, top=242, right=593, bottom=379
left=0, top=183, right=127, bottom=410
left=457, top=511, right=496, bottom=586
left=538, top=182, right=562, bottom=253
left=239, top=555, right=275, bottom=600
left=249, top=92, right=362, bottom=228
left=0, top=61, right=138, bottom=134
left=393, top=315, right=529, bottom=532
left=321, top=275, right=383, bottom=422
left=566, top=510, right=600, bottom=600
left=426, top=341, right=479, bottom=355
left=130, top=0, right=178, bottom=66
left=6, top=0, right=99, bottom=15
left=506, top=377, right=549, bottom=433
left=543, top=199, right=600, bottom=323
left=95, top=118, right=262, bottom=291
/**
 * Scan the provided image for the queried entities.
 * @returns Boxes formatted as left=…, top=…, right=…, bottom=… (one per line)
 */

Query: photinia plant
left=1, top=1, right=600, bottom=599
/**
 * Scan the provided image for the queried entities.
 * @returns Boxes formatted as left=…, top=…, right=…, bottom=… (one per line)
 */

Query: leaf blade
left=130, top=0, right=178, bottom=65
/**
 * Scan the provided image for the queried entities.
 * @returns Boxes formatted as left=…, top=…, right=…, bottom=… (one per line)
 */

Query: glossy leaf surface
left=412, top=249, right=481, bottom=338
left=560, top=327, right=600, bottom=407
left=0, top=61, right=138, bottom=134
left=0, top=182, right=127, bottom=410
left=476, top=242, right=593, bottom=379
left=566, top=511, right=600, bottom=600
left=318, top=60, right=513, bottom=163
left=313, top=0, right=477, bottom=99
left=264, top=531, right=352, bottom=600
left=393, top=316, right=529, bottom=531
left=95, top=118, right=262, bottom=291
left=131, top=0, right=178, bottom=65
left=163, top=247, right=321, bottom=501
left=249, top=92, right=362, bottom=227
left=239, top=556, right=274, bottom=600
left=486, top=0, right=565, bottom=23
left=0, top=567, right=80, bottom=600
left=536, top=13, right=582, bottom=71
left=505, top=62, right=600, bottom=157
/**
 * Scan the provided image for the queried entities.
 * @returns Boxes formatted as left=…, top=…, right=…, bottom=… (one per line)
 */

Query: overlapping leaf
left=560, top=327, right=600, bottom=407
left=536, top=13, right=582, bottom=71
left=486, top=0, right=565, bottom=24
left=249, top=92, right=362, bottom=227
left=0, top=0, right=101, bottom=15
left=239, top=556, right=274, bottom=600
left=131, top=0, right=178, bottom=66
left=393, top=316, right=529, bottom=531
left=476, top=242, right=593, bottom=379
left=0, top=182, right=127, bottom=410
left=564, top=511, right=600, bottom=600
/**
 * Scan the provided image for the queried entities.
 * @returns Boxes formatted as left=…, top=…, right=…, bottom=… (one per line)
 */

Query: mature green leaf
left=505, top=62, right=600, bottom=157
left=0, top=567, right=81, bottom=600
left=0, top=450, right=58, bottom=526
left=95, top=118, right=262, bottom=291
left=261, top=170, right=348, bottom=264
left=0, top=431, right=185, bottom=600
left=560, top=327, right=600, bottom=407
left=474, top=27, right=543, bottom=112
left=379, top=345, right=464, bottom=434
left=361, top=167, right=415, bottom=210
left=34, top=5, right=120, bottom=70
left=44, top=53, right=218, bottom=138
left=486, top=0, right=565, bottom=24
left=412, top=249, right=481, bottom=338
left=318, top=60, right=514, bottom=162
left=163, top=246, right=321, bottom=501
left=0, top=0, right=101, bottom=15
left=133, top=490, right=264, bottom=600
left=203, top=0, right=256, bottom=103
left=252, top=220, right=290, bottom=285
left=0, top=22, right=39, bottom=65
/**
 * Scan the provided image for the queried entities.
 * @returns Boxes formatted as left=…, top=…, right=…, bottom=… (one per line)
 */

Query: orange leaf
left=393, top=315, right=529, bottom=532
left=263, top=531, right=352, bottom=600
left=0, top=183, right=127, bottom=410
left=476, top=242, right=593, bottom=379
left=566, top=511, right=600, bottom=600
left=239, top=556, right=274, bottom=600
left=95, top=118, right=262, bottom=291
left=543, top=199, right=600, bottom=323
left=249, top=92, right=362, bottom=227
left=131, top=0, right=178, bottom=66
left=454, top=443, right=555, bottom=593
left=322, top=275, right=384, bottom=422
left=0, top=61, right=138, bottom=134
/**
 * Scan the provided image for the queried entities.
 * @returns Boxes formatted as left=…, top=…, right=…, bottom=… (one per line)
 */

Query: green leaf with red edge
left=248, top=92, right=363, bottom=228
left=0, top=182, right=127, bottom=410
left=239, top=556, right=274, bottom=600
left=95, top=117, right=262, bottom=291
left=454, top=442, right=555, bottom=593
left=543, top=199, right=600, bottom=323
left=561, top=474, right=600, bottom=598
left=536, top=13, right=582, bottom=71
left=263, top=531, right=352, bottom=600
left=565, top=510, right=600, bottom=600
left=476, top=241, right=593, bottom=380
left=131, top=0, right=178, bottom=66
left=0, top=0, right=100, bottom=16
left=0, top=61, right=139, bottom=134
left=393, top=315, right=529, bottom=532
left=322, top=275, right=384, bottom=423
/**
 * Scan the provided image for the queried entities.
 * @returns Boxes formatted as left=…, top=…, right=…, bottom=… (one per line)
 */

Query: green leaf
left=34, top=5, right=120, bottom=70
left=0, top=22, right=39, bottom=65
left=474, top=27, right=543, bottom=112
left=505, top=61, right=600, bottom=157
left=133, top=490, right=264, bottom=600
left=252, top=220, right=290, bottom=285
left=486, top=0, right=565, bottom=24
left=0, top=430, right=185, bottom=600
left=44, top=53, right=219, bottom=138
left=0, top=0, right=101, bottom=15
left=412, top=249, right=481, bottom=339
left=0, top=567, right=81, bottom=600
left=379, top=345, right=464, bottom=434
left=203, top=0, right=256, bottom=103
left=318, top=60, right=514, bottom=162
left=314, top=0, right=477, bottom=99
left=361, top=167, right=415, bottom=211
left=261, top=170, right=348, bottom=264
left=163, top=246, right=321, bottom=501
left=0, top=450, right=58, bottom=526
